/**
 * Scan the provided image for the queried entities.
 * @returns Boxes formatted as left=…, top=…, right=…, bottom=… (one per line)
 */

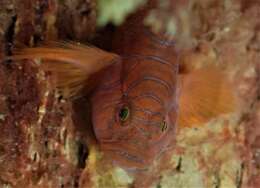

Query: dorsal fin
left=8, top=41, right=120, bottom=98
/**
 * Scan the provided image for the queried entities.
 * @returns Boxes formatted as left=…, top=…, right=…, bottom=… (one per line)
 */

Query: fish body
left=7, top=0, right=236, bottom=171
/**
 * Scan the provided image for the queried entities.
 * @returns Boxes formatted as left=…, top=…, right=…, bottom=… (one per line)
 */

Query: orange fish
left=8, top=1, right=236, bottom=170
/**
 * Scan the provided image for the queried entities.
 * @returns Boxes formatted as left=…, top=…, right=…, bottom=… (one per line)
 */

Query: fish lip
left=99, top=142, right=153, bottom=169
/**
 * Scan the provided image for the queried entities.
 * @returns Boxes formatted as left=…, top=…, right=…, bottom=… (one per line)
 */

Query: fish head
left=91, top=62, right=177, bottom=170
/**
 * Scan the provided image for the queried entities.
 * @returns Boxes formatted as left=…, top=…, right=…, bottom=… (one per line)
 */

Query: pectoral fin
left=8, top=42, right=120, bottom=98
left=177, top=66, right=237, bottom=128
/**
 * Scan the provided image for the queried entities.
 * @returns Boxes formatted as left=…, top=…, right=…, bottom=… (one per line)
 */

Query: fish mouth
left=99, top=142, right=154, bottom=170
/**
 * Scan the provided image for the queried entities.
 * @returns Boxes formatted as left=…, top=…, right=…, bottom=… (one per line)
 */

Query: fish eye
left=160, top=121, right=167, bottom=132
left=118, top=106, right=130, bottom=122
